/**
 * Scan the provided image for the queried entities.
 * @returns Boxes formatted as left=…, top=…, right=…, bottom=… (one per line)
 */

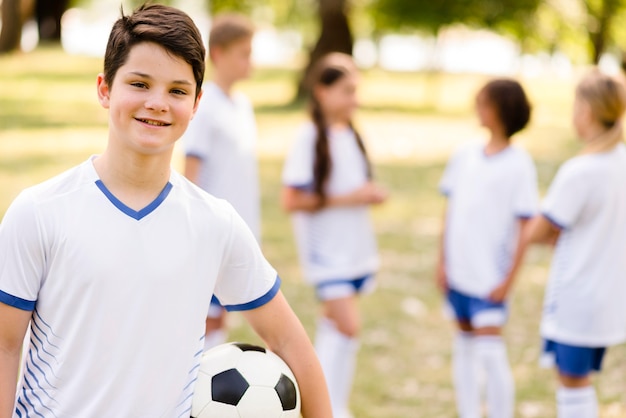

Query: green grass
left=1, top=46, right=625, bottom=417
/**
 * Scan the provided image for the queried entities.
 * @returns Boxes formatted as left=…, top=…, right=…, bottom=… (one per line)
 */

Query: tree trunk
left=35, top=0, right=69, bottom=43
left=585, top=0, right=619, bottom=64
left=295, top=0, right=354, bottom=101
left=0, top=0, right=23, bottom=53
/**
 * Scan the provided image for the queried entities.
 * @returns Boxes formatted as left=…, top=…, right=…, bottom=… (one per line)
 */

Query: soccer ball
left=191, top=342, right=301, bottom=418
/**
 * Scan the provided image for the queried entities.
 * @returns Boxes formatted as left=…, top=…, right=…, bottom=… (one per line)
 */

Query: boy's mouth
left=135, top=118, right=171, bottom=127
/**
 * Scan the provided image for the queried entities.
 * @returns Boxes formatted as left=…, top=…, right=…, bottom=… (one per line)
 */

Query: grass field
left=1, top=46, right=625, bottom=417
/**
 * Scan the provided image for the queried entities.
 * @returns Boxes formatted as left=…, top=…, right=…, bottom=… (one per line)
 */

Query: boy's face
left=212, top=37, right=253, bottom=82
left=475, top=92, right=501, bottom=133
left=97, top=42, right=201, bottom=156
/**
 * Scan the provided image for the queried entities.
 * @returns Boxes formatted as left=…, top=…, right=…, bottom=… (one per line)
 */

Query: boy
left=436, top=79, right=538, bottom=417
left=182, top=13, right=259, bottom=351
left=0, top=4, right=331, bottom=417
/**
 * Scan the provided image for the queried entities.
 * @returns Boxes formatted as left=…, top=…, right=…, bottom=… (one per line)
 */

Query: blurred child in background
left=182, top=13, right=260, bottom=351
left=281, top=52, right=387, bottom=418
left=437, top=79, right=538, bottom=418
left=527, top=69, right=626, bottom=418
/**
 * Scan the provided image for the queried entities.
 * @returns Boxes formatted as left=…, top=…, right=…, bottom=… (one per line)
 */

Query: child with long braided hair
left=281, top=52, right=387, bottom=418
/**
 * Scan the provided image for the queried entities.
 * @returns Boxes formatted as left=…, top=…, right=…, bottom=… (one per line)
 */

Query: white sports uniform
left=0, top=157, right=279, bottom=417
left=182, top=82, right=260, bottom=240
left=282, top=123, right=379, bottom=285
left=440, top=143, right=538, bottom=297
left=541, top=143, right=626, bottom=347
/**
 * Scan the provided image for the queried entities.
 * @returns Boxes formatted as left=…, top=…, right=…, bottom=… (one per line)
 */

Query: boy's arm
left=0, top=302, right=31, bottom=418
left=241, top=291, right=332, bottom=418
left=488, top=218, right=531, bottom=302
left=184, top=155, right=202, bottom=184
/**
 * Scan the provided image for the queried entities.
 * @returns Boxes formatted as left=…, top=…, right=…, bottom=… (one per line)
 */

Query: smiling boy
left=0, top=4, right=331, bottom=417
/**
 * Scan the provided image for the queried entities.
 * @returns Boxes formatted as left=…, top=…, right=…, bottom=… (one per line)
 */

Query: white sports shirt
left=182, top=82, right=260, bottom=240
left=282, top=123, right=379, bottom=284
left=440, top=143, right=538, bottom=297
left=0, top=158, right=279, bottom=417
left=541, top=143, right=626, bottom=347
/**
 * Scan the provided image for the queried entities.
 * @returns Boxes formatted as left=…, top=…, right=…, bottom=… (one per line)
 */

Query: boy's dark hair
left=208, top=14, right=254, bottom=52
left=103, top=4, right=206, bottom=98
left=480, top=79, right=532, bottom=137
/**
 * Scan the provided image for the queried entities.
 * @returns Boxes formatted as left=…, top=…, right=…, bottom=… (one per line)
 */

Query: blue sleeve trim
left=224, top=276, right=281, bottom=312
left=516, top=213, right=535, bottom=220
left=284, top=182, right=315, bottom=193
left=439, top=187, right=451, bottom=197
left=542, top=212, right=567, bottom=230
left=185, top=152, right=204, bottom=160
left=0, top=290, right=36, bottom=311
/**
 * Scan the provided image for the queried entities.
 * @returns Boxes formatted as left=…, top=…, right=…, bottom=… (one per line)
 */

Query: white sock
left=557, top=386, right=598, bottom=418
left=452, top=332, right=481, bottom=418
left=475, top=335, right=514, bottom=418
left=314, top=318, right=357, bottom=418
left=203, top=329, right=226, bottom=352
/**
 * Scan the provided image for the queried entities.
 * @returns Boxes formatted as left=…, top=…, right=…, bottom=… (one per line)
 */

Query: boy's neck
left=213, top=72, right=236, bottom=97
left=484, top=133, right=510, bottom=156
left=93, top=149, right=172, bottom=211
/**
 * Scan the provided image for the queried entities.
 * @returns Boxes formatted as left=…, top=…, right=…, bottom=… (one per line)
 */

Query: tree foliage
left=370, top=0, right=541, bottom=37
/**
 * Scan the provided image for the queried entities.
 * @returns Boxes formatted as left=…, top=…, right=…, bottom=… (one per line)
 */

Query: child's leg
left=547, top=341, right=605, bottom=418
left=556, top=375, right=597, bottom=418
left=320, top=295, right=360, bottom=418
left=473, top=327, right=514, bottom=418
left=447, top=289, right=481, bottom=418
left=452, top=321, right=481, bottom=418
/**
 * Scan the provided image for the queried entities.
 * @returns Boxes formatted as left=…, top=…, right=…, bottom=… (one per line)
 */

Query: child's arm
left=241, top=291, right=332, bottom=418
left=488, top=218, right=531, bottom=302
left=435, top=206, right=448, bottom=293
left=0, top=303, right=31, bottom=418
left=282, top=182, right=387, bottom=213
left=526, top=215, right=561, bottom=246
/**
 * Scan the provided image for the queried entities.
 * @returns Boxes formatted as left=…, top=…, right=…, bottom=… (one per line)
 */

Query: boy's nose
left=145, top=92, right=169, bottom=112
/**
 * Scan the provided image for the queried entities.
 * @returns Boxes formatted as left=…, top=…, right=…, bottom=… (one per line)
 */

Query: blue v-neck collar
left=95, top=179, right=172, bottom=220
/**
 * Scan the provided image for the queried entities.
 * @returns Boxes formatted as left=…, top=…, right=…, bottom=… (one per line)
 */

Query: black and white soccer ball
left=191, top=342, right=301, bottom=418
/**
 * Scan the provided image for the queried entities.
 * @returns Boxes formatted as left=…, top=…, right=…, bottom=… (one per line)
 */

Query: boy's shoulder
left=18, top=158, right=95, bottom=206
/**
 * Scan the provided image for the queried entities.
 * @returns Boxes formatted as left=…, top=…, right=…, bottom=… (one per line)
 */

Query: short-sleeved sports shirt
left=282, top=123, right=379, bottom=284
left=182, top=82, right=260, bottom=241
left=440, top=143, right=538, bottom=297
left=541, top=144, right=626, bottom=347
left=0, top=157, right=279, bottom=417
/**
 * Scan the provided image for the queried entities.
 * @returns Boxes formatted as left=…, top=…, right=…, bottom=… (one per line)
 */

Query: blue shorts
left=315, top=275, right=375, bottom=301
left=542, top=339, right=606, bottom=378
left=446, top=288, right=507, bottom=328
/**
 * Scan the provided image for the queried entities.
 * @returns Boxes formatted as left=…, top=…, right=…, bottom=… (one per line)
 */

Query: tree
left=370, top=0, right=541, bottom=39
left=583, top=0, right=625, bottom=63
left=0, top=0, right=22, bottom=53
left=35, top=0, right=70, bottom=43
left=296, top=0, right=353, bottom=99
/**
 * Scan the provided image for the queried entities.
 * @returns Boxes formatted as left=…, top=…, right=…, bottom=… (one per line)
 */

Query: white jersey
left=440, top=143, right=538, bottom=297
left=282, top=123, right=379, bottom=284
left=182, top=82, right=260, bottom=240
left=541, top=144, right=626, bottom=347
left=0, top=158, right=279, bottom=417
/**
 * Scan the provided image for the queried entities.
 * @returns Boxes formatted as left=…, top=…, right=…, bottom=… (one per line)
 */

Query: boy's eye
left=171, top=89, right=187, bottom=95
left=131, top=82, right=147, bottom=89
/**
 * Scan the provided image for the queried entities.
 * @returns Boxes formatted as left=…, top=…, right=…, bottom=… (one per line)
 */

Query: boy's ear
left=191, top=89, right=203, bottom=120
left=96, top=73, right=111, bottom=109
